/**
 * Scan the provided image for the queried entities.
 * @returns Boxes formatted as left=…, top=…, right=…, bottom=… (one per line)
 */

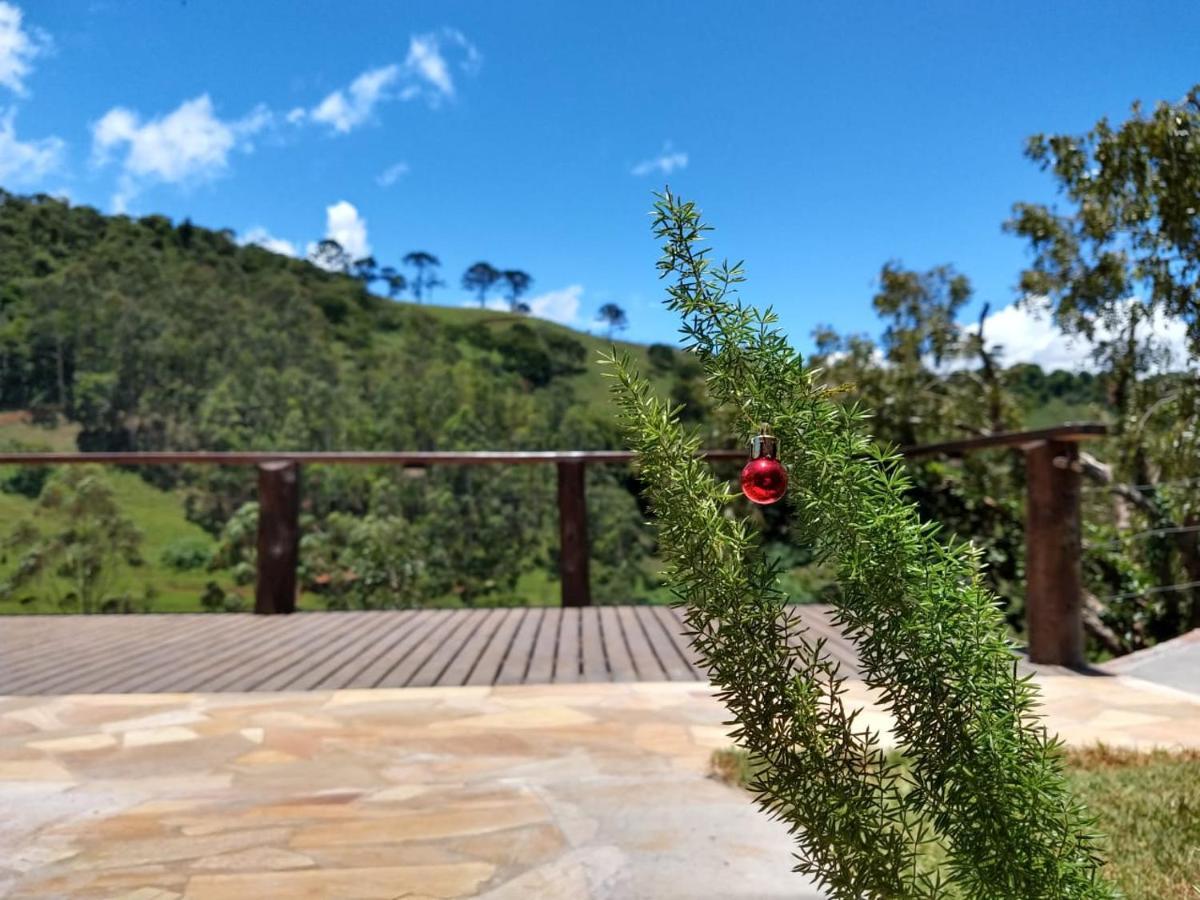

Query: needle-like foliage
left=603, top=190, right=1115, bottom=898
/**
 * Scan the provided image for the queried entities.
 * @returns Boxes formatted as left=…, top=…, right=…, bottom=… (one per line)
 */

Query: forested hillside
left=0, top=191, right=733, bottom=611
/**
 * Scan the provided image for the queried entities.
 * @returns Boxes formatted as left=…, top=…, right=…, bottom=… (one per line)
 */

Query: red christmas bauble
left=741, top=457, right=788, bottom=505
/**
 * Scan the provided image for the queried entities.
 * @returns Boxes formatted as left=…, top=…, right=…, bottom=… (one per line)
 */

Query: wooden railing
left=0, top=423, right=1107, bottom=666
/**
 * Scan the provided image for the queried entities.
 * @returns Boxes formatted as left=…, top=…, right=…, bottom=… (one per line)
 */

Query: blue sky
left=4, top=1, right=1199, bottom=365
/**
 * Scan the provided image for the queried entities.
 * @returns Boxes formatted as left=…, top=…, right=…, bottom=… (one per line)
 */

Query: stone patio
left=2, top=676, right=1199, bottom=899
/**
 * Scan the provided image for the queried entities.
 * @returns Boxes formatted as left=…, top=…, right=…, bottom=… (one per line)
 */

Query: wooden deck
left=0, top=605, right=864, bottom=696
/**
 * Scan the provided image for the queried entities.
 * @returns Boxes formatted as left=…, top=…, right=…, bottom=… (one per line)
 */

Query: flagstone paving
left=1, top=676, right=1198, bottom=899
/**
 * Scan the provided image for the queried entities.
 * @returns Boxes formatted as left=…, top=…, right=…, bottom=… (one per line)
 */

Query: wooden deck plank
left=0, top=615, right=203, bottom=689
left=341, top=609, right=440, bottom=688
left=580, top=609, right=609, bottom=681
left=555, top=608, right=582, bottom=683
left=652, top=606, right=706, bottom=679
left=615, top=606, right=666, bottom=681
left=253, top=613, right=391, bottom=692
left=495, top=607, right=544, bottom=685
left=634, top=607, right=696, bottom=681
left=0, top=604, right=887, bottom=695
left=292, top=612, right=420, bottom=691
left=145, top=615, right=319, bottom=694
left=9, top=616, right=244, bottom=695
left=437, top=608, right=505, bottom=686
left=372, top=610, right=469, bottom=688
left=315, top=610, right=423, bottom=690
left=599, top=606, right=637, bottom=682
left=0, top=615, right=166, bottom=675
left=83, top=615, right=271, bottom=695
left=525, top=607, right=560, bottom=684
left=200, top=614, right=348, bottom=693
left=466, top=607, right=525, bottom=686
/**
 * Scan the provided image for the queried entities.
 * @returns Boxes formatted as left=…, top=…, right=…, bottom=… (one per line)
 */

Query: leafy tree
left=605, top=190, right=1112, bottom=897
left=467, top=322, right=588, bottom=387
left=209, top=501, right=259, bottom=586
left=378, top=265, right=407, bottom=299
left=595, top=302, right=628, bottom=337
left=462, top=261, right=501, bottom=307
left=0, top=467, right=144, bottom=613
left=300, top=512, right=435, bottom=609
left=1008, top=85, right=1200, bottom=638
left=403, top=250, right=443, bottom=303
left=308, top=238, right=351, bottom=273
left=499, top=269, right=533, bottom=313
left=352, top=256, right=379, bottom=287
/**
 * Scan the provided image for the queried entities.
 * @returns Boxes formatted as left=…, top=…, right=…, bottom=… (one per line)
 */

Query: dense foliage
left=608, top=190, right=1112, bottom=897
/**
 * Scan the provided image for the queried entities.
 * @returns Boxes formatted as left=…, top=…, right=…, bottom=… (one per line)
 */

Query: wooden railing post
left=1024, top=440, right=1083, bottom=666
left=255, top=461, right=300, bottom=614
left=557, top=460, right=591, bottom=607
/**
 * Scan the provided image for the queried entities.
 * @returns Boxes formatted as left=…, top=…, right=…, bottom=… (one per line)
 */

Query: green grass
left=712, top=744, right=1200, bottom=899
left=0, top=411, right=80, bottom=450
left=1020, top=397, right=1110, bottom=429
left=0, top=464, right=222, bottom=614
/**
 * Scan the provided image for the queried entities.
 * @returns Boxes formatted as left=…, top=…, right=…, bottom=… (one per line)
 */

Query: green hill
left=0, top=191, right=715, bottom=613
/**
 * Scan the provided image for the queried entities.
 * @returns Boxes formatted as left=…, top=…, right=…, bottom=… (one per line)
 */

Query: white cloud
left=376, top=160, right=409, bottom=187
left=91, top=94, right=269, bottom=210
left=459, top=285, right=584, bottom=325
left=240, top=226, right=297, bottom=257
left=310, top=64, right=400, bottom=134
left=310, top=31, right=481, bottom=133
left=967, top=297, right=1190, bottom=372
left=528, top=284, right=583, bottom=326
left=460, top=297, right=510, bottom=312
left=0, top=107, right=62, bottom=182
left=306, top=200, right=370, bottom=266
left=0, top=2, right=46, bottom=95
left=405, top=28, right=481, bottom=104
left=405, top=34, right=452, bottom=97
left=632, top=143, right=688, bottom=177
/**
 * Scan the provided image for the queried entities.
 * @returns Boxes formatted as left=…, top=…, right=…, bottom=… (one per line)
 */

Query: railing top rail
left=0, top=423, right=1107, bottom=466
left=0, top=449, right=747, bottom=466
left=901, top=423, right=1108, bottom=459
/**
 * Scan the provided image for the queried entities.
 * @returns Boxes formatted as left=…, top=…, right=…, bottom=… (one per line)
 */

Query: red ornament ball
left=741, top=457, right=788, bottom=505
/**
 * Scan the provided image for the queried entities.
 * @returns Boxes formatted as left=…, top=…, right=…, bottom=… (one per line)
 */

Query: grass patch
left=712, top=744, right=1200, bottom=899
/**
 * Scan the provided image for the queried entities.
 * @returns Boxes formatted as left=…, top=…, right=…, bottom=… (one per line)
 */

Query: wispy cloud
left=966, top=297, right=1190, bottom=372
left=91, top=95, right=270, bottom=211
left=308, top=64, right=401, bottom=134
left=405, top=28, right=480, bottom=103
left=528, top=285, right=583, bottom=325
left=0, top=1, right=48, bottom=95
left=632, top=142, right=688, bottom=177
left=0, top=108, right=62, bottom=182
left=240, top=226, right=297, bottom=258
left=306, top=29, right=481, bottom=134
left=376, top=160, right=410, bottom=187
left=460, top=284, right=584, bottom=326
left=0, top=4, right=64, bottom=187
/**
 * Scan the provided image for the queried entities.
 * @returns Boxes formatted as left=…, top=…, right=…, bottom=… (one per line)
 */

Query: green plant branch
left=604, top=190, right=1113, bottom=898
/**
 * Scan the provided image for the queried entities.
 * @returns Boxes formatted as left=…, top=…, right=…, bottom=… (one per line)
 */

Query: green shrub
left=159, top=536, right=213, bottom=571
left=605, top=191, right=1113, bottom=898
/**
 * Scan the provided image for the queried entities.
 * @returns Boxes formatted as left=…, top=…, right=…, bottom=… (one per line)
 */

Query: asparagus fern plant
left=604, top=191, right=1113, bottom=898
